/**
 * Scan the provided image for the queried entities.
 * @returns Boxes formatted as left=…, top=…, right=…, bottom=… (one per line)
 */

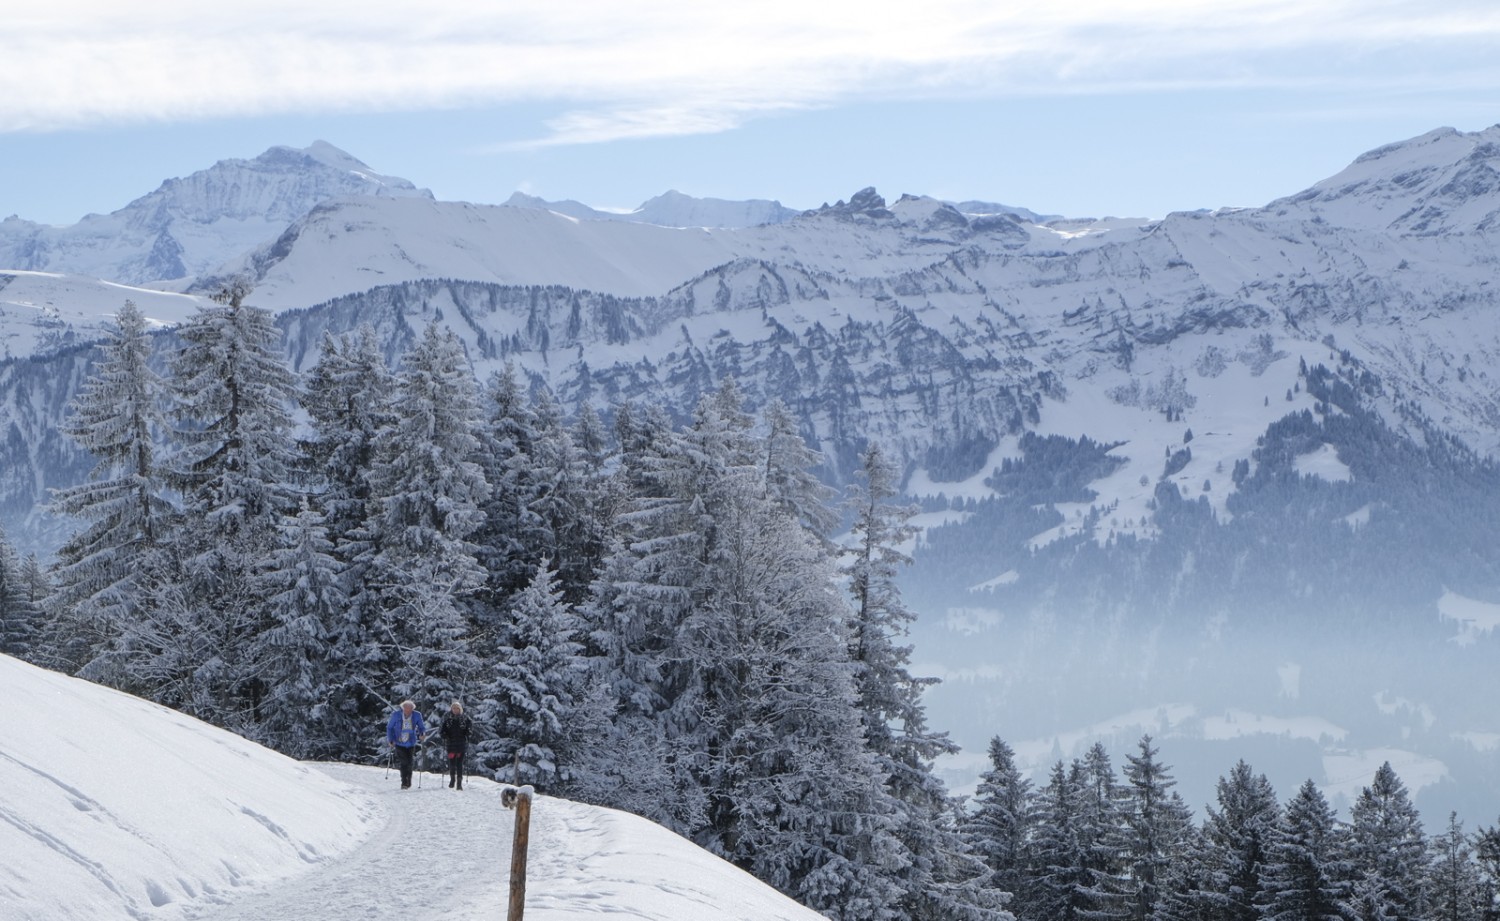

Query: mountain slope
left=0, top=654, right=824, bottom=921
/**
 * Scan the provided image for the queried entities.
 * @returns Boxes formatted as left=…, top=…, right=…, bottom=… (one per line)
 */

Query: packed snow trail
left=189, top=763, right=822, bottom=921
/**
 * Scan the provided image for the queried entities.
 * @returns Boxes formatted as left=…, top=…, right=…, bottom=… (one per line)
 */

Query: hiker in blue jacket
left=386, top=700, right=427, bottom=789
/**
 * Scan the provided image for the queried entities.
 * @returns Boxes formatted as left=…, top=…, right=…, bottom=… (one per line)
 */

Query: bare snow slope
left=0, top=271, right=213, bottom=360
left=0, top=656, right=823, bottom=921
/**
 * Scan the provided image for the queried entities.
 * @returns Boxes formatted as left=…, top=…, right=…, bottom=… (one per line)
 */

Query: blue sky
left=5, top=0, right=1499, bottom=225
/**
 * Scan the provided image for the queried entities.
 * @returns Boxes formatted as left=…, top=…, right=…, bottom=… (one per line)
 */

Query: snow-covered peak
left=126, top=141, right=432, bottom=227
left=0, top=142, right=432, bottom=286
left=1266, top=124, right=1500, bottom=234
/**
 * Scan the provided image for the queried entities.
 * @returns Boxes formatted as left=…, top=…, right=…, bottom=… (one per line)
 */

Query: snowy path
left=188, top=763, right=822, bottom=921
left=188, top=763, right=511, bottom=921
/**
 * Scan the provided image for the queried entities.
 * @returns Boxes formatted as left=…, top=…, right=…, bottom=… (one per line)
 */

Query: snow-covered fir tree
left=146, top=281, right=300, bottom=728
left=844, top=442, right=1001, bottom=918
left=300, top=325, right=396, bottom=554
left=358, top=321, right=489, bottom=709
left=1347, top=762, right=1430, bottom=921
left=297, top=325, right=399, bottom=748
left=1199, top=760, right=1280, bottom=921
left=46, top=300, right=174, bottom=677
left=1426, top=812, right=1483, bottom=921
left=1031, top=759, right=1093, bottom=921
left=586, top=383, right=914, bottom=918
left=249, top=500, right=346, bottom=758
left=471, top=363, right=543, bottom=609
left=0, top=525, right=38, bottom=660
left=1259, top=779, right=1352, bottom=921
left=962, top=736, right=1034, bottom=911
left=475, top=561, right=587, bottom=789
left=1073, top=741, right=1128, bottom=920
left=1117, top=735, right=1195, bottom=921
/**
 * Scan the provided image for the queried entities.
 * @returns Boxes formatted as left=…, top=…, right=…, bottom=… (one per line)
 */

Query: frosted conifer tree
left=759, top=399, right=837, bottom=540
left=47, top=300, right=174, bottom=675
left=360, top=321, right=489, bottom=707
left=1118, top=736, right=1195, bottom=921
left=1259, top=779, right=1353, bottom=921
left=587, top=385, right=913, bottom=917
left=153, top=281, right=299, bottom=728
left=250, top=500, right=345, bottom=758
left=301, top=325, right=395, bottom=554
left=1347, top=763, right=1430, bottom=921
left=962, top=736, right=1034, bottom=906
left=1074, top=742, right=1128, bottom=920
left=843, top=442, right=993, bottom=919
left=0, top=526, right=37, bottom=659
left=475, top=562, right=585, bottom=788
left=471, top=363, right=541, bottom=609
left=1426, top=812, right=1483, bottom=921
left=168, top=281, right=298, bottom=543
left=1201, top=761, right=1280, bottom=921
left=1032, top=760, right=1092, bottom=921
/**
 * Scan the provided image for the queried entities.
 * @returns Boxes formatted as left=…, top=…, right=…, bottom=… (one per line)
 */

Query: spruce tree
left=962, top=736, right=1034, bottom=914
left=1347, top=762, right=1430, bottom=921
left=359, top=321, right=490, bottom=709
left=1201, top=760, right=1279, bottom=921
left=1426, top=812, right=1483, bottom=921
left=1032, top=759, right=1092, bottom=921
left=1260, top=779, right=1352, bottom=921
left=156, top=282, right=299, bottom=727
left=0, top=526, right=37, bottom=659
left=476, top=562, right=586, bottom=789
left=844, top=441, right=995, bottom=919
left=46, top=300, right=174, bottom=676
left=585, top=385, right=914, bottom=917
left=300, top=325, right=395, bottom=555
left=250, top=500, right=345, bottom=758
left=1075, top=741, right=1128, bottom=920
left=1118, top=735, right=1195, bottom=921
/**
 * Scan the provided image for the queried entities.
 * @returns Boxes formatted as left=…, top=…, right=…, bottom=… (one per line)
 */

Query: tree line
left=0, top=288, right=1002, bottom=920
left=966, top=734, right=1500, bottom=921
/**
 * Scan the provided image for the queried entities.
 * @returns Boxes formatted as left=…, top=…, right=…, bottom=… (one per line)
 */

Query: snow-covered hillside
left=0, top=654, right=824, bottom=921
left=0, top=271, right=212, bottom=359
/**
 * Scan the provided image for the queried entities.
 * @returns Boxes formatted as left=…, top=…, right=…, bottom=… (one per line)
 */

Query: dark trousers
left=447, top=748, right=466, bottom=788
left=394, top=745, right=415, bottom=787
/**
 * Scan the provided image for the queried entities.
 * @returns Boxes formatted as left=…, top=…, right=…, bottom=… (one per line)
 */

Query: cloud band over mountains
left=7, top=0, right=1500, bottom=145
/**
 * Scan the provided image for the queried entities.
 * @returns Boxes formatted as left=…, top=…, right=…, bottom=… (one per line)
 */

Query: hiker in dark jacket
left=386, top=700, right=427, bottom=790
left=440, top=701, right=474, bottom=790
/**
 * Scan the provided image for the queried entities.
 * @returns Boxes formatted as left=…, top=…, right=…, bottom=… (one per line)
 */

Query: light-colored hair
left=400, top=700, right=415, bottom=710
left=450, top=701, right=463, bottom=712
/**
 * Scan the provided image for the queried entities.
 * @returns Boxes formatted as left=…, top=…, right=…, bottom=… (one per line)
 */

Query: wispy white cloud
left=6, top=1, right=1499, bottom=141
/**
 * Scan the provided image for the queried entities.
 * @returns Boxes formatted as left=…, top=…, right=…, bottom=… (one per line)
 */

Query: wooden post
left=503, top=785, right=534, bottom=921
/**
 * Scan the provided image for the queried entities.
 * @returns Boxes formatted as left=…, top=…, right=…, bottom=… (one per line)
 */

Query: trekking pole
left=417, top=740, right=425, bottom=789
left=385, top=744, right=392, bottom=780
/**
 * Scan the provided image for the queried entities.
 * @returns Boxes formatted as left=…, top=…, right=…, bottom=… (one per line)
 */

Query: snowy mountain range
left=0, top=653, right=822, bottom=920
left=2, top=127, right=1499, bottom=824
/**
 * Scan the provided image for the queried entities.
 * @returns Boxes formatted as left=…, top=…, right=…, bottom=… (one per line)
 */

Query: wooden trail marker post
left=501, top=785, right=534, bottom=921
